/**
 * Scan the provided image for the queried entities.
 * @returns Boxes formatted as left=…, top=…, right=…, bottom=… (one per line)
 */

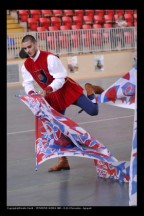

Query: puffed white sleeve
left=21, top=64, right=36, bottom=94
left=46, top=54, right=67, bottom=92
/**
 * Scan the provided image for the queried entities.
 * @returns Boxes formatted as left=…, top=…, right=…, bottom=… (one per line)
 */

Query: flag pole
left=35, top=116, right=38, bottom=171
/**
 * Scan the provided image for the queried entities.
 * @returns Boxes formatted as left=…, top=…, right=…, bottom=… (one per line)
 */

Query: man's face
left=118, top=15, right=123, bottom=20
left=22, top=40, right=37, bottom=58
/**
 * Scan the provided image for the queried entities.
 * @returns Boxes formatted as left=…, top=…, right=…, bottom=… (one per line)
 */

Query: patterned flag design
left=18, top=94, right=130, bottom=183
left=17, top=67, right=136, bottom=186
left=96, top=67, right=136, bottom=109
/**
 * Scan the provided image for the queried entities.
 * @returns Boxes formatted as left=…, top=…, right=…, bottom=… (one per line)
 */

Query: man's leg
left=85, top=83, right=104, bottom=98
left=73, top=83, right=104, bottom=116
left=48, top=156, right=70, bottom=172
left=48, top=84, right=104, bottom=172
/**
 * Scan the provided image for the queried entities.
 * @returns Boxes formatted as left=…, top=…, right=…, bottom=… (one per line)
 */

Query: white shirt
left=21, top=50, right=67, bottom=94
left=116, top=20, right=128, bottom=28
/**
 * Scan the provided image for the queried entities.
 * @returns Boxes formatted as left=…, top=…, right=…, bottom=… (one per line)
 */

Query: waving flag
left=129, top=92, right=137, bottom=206
left=17, top=67, right=137, bottom=205
left=96, top=67, right=136, bottom=109
left=17, top=94, right=130, bottom=182
left=95, top=67, right=137, bottom=205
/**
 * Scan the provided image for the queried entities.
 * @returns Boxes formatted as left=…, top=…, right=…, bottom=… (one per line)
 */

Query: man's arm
left=21, top=64, right=36, bottom=94
left=19, top=48, right=29, bottom=59
left=44, top=54, right=67, bottom=92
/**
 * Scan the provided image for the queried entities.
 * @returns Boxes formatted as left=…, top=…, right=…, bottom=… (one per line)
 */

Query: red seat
left=93, top=15, right=104, bottom=25
left=62, top=16, right=72, bottom=28
left=47, top=35, right=56, bottom=49
left=92, top=32, right=102, bottom=46
left=113, top=14, right=119, bottom=21
left=124, top=13, right=133, bottom=21
left=93, top=24, right=102, bottom=29
left=125, top=10, right=133, bottom=15
left=37, top=27, right=47, bottom=40
left=105, top=10, right=114, bottom=16
left=49, top=26, right=59, bottom=31
left=50, top=17, right=61, bottom=29
left=95, top=10, right=104, bottom=16
left=115, top=10, right=124, bottom=15
left=103, top=23, right=112, bottom=28
left=60, top=25, right=70, bottom=30
left=63, top=10, right=74, bottom=17
left=70, top=34, right=80, bottom=48
left=39, top=18, right=50, bottom=29
left=82, top=33, right=91, bottom=46
left=82, top=27, right=92, bottom=47
left=37, top=26, right=47, bottom=31
left=85, top=10, right=94, bottom=18
left=104, top=15, right=113, bottom=23
left=72, top=16, right=83, bottom=28
left=71, top=25, right=81, bottom=30
left=133, top=13, right=137, bottom=21
left=124, top=14, right=133, bottom=26
left=102, top=31, right=110, bottom=44
left=74, top=10, right=84, bottom=18
left=52, top=10, right=63, bottom=17
left=27, top=18, right=38, bottom=31
left=82, top=24, right=91, bottom=29
left=41, top=10, right=52, bottom=17
left=127, top=21, right=133, bottom=27
left=83, top=16, right=93, bottom=25
left=29, top=10, right=41, bottom=21
left=18, top=10, right=29, bottom=22
left=124, top=31, right=133, bottom=44
left=59, top=35, right=68, bottom=49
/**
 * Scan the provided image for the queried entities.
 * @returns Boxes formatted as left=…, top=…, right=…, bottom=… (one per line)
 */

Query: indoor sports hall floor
left=7, top=76, right=134, bottom=207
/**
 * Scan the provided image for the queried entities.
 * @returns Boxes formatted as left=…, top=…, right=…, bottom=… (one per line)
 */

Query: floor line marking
left=78, top=115, right=134, bottom=125
left=7, top=115, right=134, bottom=135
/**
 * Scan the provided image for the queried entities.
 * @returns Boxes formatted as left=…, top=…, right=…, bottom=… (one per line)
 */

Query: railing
left=7, top=27, right=137, bottom=59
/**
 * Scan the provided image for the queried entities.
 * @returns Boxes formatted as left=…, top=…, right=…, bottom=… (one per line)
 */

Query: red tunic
left=24, top=51, right=83, bottom=112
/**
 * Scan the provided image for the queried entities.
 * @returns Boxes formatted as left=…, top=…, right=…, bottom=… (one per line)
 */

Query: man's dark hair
left=19, top=48, right=29, bottom=59
left=22, top=35, right=37, bottom=43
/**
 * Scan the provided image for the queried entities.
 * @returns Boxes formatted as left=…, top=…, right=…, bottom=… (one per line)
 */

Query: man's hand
left=40, top=90, right=47, bottom=97
left=40, top=86, right=53, bottom=97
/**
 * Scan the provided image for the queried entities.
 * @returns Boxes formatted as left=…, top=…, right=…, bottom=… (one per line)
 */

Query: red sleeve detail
left=44, top=86, right=53, bottom=92
left=28, top=90, right=35, bottom=95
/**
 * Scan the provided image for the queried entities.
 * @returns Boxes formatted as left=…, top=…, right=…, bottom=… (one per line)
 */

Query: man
left=21, top=34, right=104, bottom=172
left=112, top=15, right=129, bottom=49
left=115, top=14, right=128, bottom=28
